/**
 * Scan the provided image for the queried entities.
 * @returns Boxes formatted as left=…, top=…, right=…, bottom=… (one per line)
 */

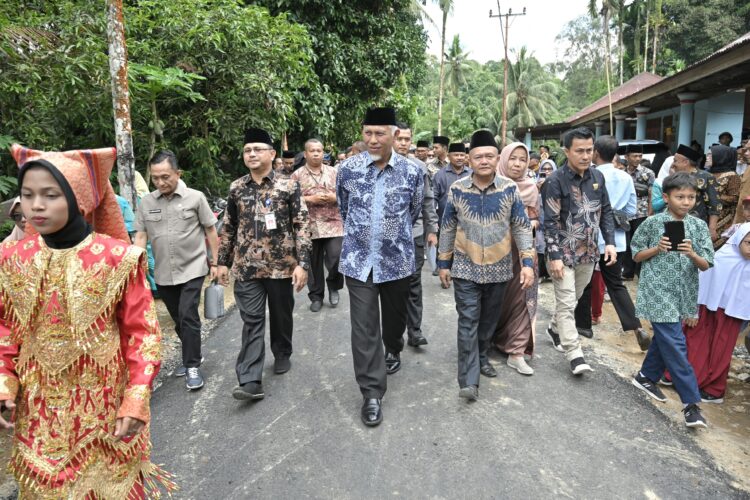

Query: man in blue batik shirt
left=337, top=107, right=423, bottom=427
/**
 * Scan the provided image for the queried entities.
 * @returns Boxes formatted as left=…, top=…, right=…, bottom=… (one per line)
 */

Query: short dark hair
left=529, top=152, right=541, bottom=161
left=594, top=135, right=618, bottom=162
left=563, top=127, right=594, bottom=149
left=149, top=150, right=178, bottom=170
left=396, top=121, right=411, bottom=130
left=539, top=145, right=550, bottom=153
left=662, top=172, right=698, bottom=194
left=719, top=131, right=733, bottom=141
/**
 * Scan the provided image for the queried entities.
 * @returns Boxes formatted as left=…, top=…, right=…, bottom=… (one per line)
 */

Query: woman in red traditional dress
left=0, top=146, right=175, bottom=499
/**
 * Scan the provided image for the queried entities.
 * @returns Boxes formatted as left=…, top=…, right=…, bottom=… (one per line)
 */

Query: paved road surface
left=150, top=269, right=744, bottom=499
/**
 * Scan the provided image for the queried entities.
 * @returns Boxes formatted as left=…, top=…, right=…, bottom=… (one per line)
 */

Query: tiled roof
left=565, top=72, right=664, bottom=123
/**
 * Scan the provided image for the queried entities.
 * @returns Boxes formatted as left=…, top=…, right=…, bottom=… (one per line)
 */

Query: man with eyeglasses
left=217, top=128, right=312, bottom=401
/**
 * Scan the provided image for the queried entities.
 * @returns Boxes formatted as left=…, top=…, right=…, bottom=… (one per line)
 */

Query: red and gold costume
left=0, top=233, right=175, bottom=498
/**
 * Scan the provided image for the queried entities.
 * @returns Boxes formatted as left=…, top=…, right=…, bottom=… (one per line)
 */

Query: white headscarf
left=697, top=223, right=750, bottom=320
left=656, top=156, right=674, bottom=185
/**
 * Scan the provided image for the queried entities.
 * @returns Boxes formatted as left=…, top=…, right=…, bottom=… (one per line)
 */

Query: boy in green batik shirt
left=629, top=172, right=715, bottom=429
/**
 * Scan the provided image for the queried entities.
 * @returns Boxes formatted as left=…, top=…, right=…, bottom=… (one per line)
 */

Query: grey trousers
left=453, top=278, right=507, bottom=388
left=406, top=235, right=426, bottom=335
left=346, top=274, right=410, bottom=399
left=233, top=278, right=294, bottom=385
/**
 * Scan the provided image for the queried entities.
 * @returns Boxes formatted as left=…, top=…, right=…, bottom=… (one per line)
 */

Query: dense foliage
left=0, top=0, right=429, bottom=197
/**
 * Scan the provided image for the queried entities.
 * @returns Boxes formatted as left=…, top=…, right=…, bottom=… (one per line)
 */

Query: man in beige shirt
left=135, top=150, right=219, bottom=391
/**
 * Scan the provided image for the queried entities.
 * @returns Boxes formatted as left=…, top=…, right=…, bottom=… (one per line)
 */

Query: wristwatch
left=299, top=262, right=310, bottom=271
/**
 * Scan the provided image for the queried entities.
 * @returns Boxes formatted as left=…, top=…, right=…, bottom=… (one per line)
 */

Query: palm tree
left=443, top=35, right=470, bottom=97
left=503, top=47, right=559, bottom=141
left=434, top=0, right=453, bottom=135
left=588, top=0, right=616, bottom=131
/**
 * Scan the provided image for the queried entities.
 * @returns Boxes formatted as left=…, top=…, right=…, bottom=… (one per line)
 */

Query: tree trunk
left=604, top=9, right=614, bottom=132
left=643, top=0, right=650, bottom=73
left=106, top=0, right=136, bottom=209
left=633, top=1, right=642, bottom=71
left=437, top=11, right=447, bottom=135
left=652, top=0, right=662, bottom=73
left=618, top=5, right=624, bottom=85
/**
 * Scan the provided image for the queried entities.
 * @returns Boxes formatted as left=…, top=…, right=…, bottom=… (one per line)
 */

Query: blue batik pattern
left=337, top=151, right=424, bottom=283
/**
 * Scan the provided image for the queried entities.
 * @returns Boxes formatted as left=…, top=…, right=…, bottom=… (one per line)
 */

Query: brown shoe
left=632, top=328, right=651, bottom=351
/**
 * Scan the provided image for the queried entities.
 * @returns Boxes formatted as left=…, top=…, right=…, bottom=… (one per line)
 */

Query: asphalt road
left=150, top=269, right=745, bottom=499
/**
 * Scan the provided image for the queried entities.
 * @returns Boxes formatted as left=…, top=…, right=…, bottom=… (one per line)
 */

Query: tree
left=505, top=47, right=560, bottom=133
left=434, top=0, right=454, bottom=135
left=0, top=0, right=322, bottom=196
left=254, top=0, right=428, bottom=147
left=443, top=35, right=470, bottom=97
left=588, top=1, right=617, bottom=130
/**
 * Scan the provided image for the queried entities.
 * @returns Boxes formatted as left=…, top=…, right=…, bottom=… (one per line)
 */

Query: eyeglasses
left=243, top=147, right=274, bottom=154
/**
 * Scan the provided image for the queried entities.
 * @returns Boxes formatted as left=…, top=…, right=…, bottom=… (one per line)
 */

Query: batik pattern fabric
left=437, top=175, right=534, bottom=284
left=631, top=212, right=715, bottom=322
left=0, top=233, right=176, bottom=499
left=290, top=165, right=344, bottom=239
left=542, top=165, right=616, bottom=267
left=689, top=169, right=722, bottom=224
left=627, top=165, right=655, bottom=219
left=337, top=151, right=423, bottom=284
left=218, top=171, right=311, bottom=281
left=711, top=170, right=741, bottom=248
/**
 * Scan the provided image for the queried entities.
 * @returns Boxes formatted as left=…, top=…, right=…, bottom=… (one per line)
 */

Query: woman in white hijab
left=682, top=223, right=750, bottom=403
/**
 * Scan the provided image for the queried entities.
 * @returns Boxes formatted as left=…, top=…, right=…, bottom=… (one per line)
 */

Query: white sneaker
left=507, top=356, right=534, bottom=375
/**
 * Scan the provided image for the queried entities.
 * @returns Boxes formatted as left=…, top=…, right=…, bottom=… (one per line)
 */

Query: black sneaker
left=700, top=390, right=724, bottom=404
left=232, top=382, right=265, bottom=401
left=576, top=327, right=594, bottom=339
left=570, top=357, right=593, bottom=375
left=175, top=356, right=205, bottom=377
left=547, top=326, right=564, bottom=353
left=458, top=385, right=478, bottom=401
left=632, top=372, right=667, bottom=402
left=683, top=403, right=708, bottom=428
left=658, top=376, right=673, bottom=386
left=185, top=367, right=204, bottom=391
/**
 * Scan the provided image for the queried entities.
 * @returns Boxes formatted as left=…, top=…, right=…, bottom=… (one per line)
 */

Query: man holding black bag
left=574, top=136, right=652, bottom=350
left=622, top=144, right=655, bottom=279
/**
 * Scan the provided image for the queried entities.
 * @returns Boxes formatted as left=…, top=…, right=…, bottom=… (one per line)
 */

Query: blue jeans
left=640, top=322, right=701, bottom=404
left=453, top=278, right=507, bottom=388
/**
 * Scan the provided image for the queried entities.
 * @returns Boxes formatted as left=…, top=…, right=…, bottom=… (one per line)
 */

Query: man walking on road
left=543, top=127, right=617, bottom=375
left=218, top=128, right=311, bottom=401
left=135, top=150, right=219, bottom=391
left=622, top=144, right=655, bottom=280
left=395, top=122, right=439, bottom=347
left=572, top=136, right=652, bottom=351
left=438, top=129, right=535, bottom=401
left=291, top=139, right=344, bottom=312
left=337, top=107, right=423, bottom=426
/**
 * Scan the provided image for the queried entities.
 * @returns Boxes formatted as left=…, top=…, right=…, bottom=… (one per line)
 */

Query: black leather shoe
left=634, top=328, right=651, bottom=351
left=361, top=398, right=382, bottom=426
left=480, top=363, right=497, bottom=378
left=407, top=330, right=428, bottom=347
left=329, top=290, right=340, bottom=307
left=577, top=327, right=594, bottom=339
left=232, top=382, right=264, bottom=401
left=310, top=300, right=323, bottom=312
left=274, top=357, right=291, bottom=374
left=385, top=352, right=401, bottom=374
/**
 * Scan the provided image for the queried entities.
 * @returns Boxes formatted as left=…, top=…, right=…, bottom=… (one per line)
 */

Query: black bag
left=634, top=181, right=650, bottom=197
left=612, top=210, right=631, bottom=232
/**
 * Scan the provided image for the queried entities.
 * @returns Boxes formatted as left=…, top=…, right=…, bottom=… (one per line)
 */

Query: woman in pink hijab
left=2, top=197, right=26, bottom=243
left=492, top=142, right=540, bottom=375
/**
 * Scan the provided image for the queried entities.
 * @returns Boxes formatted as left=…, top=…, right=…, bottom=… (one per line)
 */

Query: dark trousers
left=574, top=252, right=641, bottom=331
left=453, top=278, right=507, bottom=388
left=537, top=252, right=549, bottom=280
left=623, top=217, right=646, bottom=278
left=346, top=274, right=410, bottom=399
left=158, top=275, right=204, bottom=368
left=308, top=237, right=344, bottom=302
left=406, top=235, right=426, bottom=335
left=233, top=278, right=294, bottom=384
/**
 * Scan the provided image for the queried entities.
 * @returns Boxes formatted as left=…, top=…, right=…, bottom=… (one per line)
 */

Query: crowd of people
left=0, top=106, right=749, bottom=495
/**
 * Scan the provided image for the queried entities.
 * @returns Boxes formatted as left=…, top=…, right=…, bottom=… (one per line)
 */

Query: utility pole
left=490, top=3, right=525, bottom=148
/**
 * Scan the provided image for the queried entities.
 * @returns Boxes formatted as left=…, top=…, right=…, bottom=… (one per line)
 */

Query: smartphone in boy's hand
left=664, top=220, right=685, bottom=251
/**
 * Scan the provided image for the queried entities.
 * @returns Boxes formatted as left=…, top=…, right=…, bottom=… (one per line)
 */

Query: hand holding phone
left=663, top=220, right=685, bottom=251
